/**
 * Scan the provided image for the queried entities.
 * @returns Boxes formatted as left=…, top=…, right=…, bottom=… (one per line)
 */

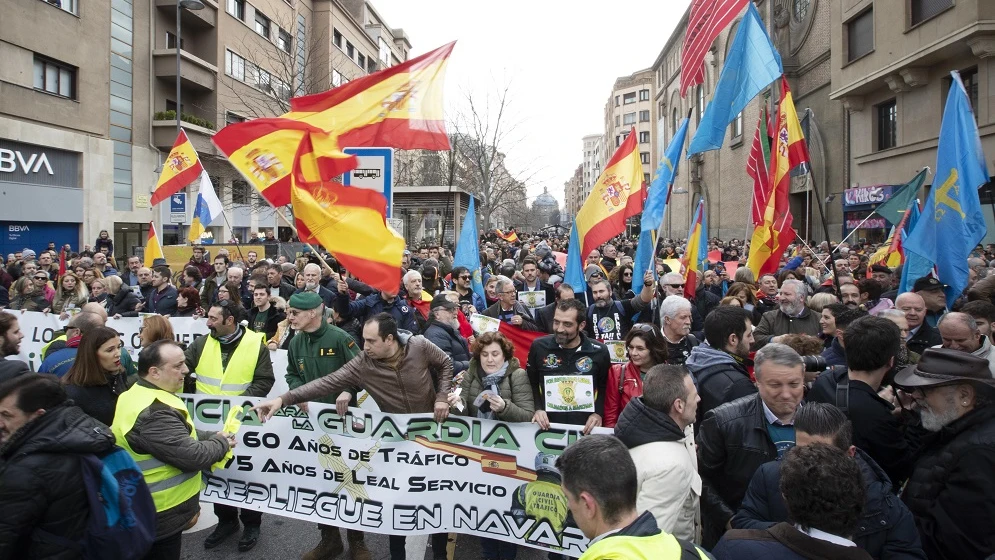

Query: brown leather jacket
left=281, top=333, right=452, bottom=414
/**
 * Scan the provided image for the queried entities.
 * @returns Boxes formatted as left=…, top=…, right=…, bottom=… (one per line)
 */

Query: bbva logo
left=0, top=149, right=55, bottom=175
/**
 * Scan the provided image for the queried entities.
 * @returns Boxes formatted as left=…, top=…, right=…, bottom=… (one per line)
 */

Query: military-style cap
left=288, top=291, right=323, bottom=310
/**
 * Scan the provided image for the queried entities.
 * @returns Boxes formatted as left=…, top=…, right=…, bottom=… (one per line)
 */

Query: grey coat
left=456, top=358, right=535, bottom=422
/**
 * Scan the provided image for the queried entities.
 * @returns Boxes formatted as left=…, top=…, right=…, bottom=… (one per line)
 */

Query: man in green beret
left=285, top=291, right=369, bottom=560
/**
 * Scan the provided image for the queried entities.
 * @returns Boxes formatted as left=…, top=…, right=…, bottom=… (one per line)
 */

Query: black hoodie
left=615, top=396, right=687, bottom=448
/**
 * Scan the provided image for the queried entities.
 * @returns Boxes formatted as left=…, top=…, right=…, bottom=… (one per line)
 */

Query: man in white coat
left=613, top=364, right=702, bottom=542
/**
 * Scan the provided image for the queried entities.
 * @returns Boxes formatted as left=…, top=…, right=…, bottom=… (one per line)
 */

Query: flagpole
left=217, top=209, right=247, bottom=265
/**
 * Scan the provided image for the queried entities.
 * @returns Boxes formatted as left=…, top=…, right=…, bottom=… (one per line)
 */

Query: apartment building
left=0, top=0, right=411, bottom=258
left=831, top=0, right=995, bottom=242
left=603, top=69, right=656, bottom=188
left=563, top=163, right=584, bottom=221
left=582, top=133, right=602, bottom=198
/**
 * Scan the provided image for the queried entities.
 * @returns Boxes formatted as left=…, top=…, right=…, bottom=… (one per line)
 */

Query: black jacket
left=697, top=393, right=777, bottom=548
left=514, top=279, right=556, bottom=307
left=526, top=333, right=611, bottom=426
left=147, top=285, right=178, bottom=316
left=268, top=280, right=296, bottom=301
left=534, top=301, right=558, bottom=334
left=807, top=370, right=922, bottom=489
left=732, top=448, right=926, bottom=560
left=0, top=404, right=116, bottom=559
left=106, top=288, right=141, bottom=317
left=905, top=323, right=942, bottom=356
left=685, top=343, right=758, bottom=428
left=615, top=396, right=687, bottom=447
left=423, top=321, right=471, bottom=376
left=247, top=306, right=286, bottom=340
left=902, top=406, right=995, bottom=560
left=694, top=286, right=721, bottom=326
left=0, top=358, right=29, bottom=384
left=714, top=522, right=874, bottom=560
left=821, top=338, right=846, bottom=367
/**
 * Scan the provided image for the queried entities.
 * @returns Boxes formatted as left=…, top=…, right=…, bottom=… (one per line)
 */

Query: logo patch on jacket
left=297, top=358, right=306, bottom=372
left=575, top=357, right=593, bottom=372
left=543, top=354, right=562, bottom=368
left=319, top=348, right=336, bottom=357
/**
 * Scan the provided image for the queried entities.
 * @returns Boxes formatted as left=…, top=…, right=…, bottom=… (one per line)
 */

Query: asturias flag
left=575, top=129, right=645, bottom=258
left=143, top=222, right=164, bottom=268
left=454, top=198, right=487, bottom=305
left=682, top=199, right=708, bottom=299
left=747, top=79, right=809, bottom=278
left=188, top=171, right=224, bottom=243
left=214, top=42, right=455, bottom=207
left=903, top=71, right=990, bottom=305
left=151, top=130, right=204, bottom=206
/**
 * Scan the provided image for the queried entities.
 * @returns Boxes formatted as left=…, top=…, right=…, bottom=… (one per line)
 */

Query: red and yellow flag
left=867, top=226, right=904, bottom=273
left=291, top=133, right=405, bottom=293
left=144, top=222, right=164, bottom=268
left=214, top=42, right=455, bottom=207
left=682, top=199, right=706, bottom=299
left=747, top=79, right=809, bottom=277
left=575, top=129, right=646, bottom=257
left=496, top=229, right=519, bottom=243
left=151, top=130, right=204, bottom=206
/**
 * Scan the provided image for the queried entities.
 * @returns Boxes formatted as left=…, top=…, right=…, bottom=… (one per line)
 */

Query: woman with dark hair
left=174, top=286, right=204, bottom=317
left=776, top=268, right=801, bottom=286
left=9, top=276, right=50, bottom=312
left=216, top=281, right=247, bottom=322
left=94, top=229, right=113, bottom=256
left=603, top=323, right=669, bottom=428
left=609, top=263, right=635, bottom=300
left=61, top=326, right=127, bottom=425
left=726, top=281, right=763, bottom=324
left=446, top=330, right=533, bottom=560
left=182, top=265, right=203, bottom=290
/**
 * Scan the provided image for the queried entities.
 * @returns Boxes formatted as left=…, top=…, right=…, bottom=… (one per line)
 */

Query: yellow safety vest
left=194, top=330, right=265, bottom=395
left=580, top=531, right=709, bottom=560
left=111, top=383, right=203, bottom=513
left=41, top=334, right=67, bottom=359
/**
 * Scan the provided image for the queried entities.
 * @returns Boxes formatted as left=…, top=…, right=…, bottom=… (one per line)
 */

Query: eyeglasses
left=458, top=275, right=471, bottom=280
left=667, top=284, right=685, bottom=289
left=501, top=290, right=517, bottom=295
left=622, top=272, right=633, bottom=277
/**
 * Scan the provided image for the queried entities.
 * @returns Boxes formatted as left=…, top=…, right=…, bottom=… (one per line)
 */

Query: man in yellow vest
left=184, top=300, right=274, bottom=552
left=111, top=339, right=234, bottom=560
left=557, top=435, right=712, bottom=560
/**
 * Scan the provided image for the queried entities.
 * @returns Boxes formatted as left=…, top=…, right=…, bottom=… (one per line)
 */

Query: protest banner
left=186, top=395, right=606, bottom=557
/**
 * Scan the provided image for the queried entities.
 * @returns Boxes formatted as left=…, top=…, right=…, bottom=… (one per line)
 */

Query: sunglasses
left=459, top=275, right=471, bottom=280
left=34, top=276, right=48, bottom=280
left=667, top=284, right=685, bottom=289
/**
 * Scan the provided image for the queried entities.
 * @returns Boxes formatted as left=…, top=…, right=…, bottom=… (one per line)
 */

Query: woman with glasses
left=51, top=272, right=89, bottom=316
left=9, top=276, right=50, bottom=312
left=609, top=264, right=635, bottom=301
left=61, top=326, right=128, bottom=425
left=603, top=324, right=669, bottom=428
left=80, top=268, right=104, bottom=291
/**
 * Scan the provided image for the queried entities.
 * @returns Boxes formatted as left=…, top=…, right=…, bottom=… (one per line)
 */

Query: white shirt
left=796, top=524, right=857, bottom=547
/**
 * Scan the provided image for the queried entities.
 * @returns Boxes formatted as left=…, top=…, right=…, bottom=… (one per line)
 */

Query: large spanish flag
left=151, top=130, right=204, bottom=206
left=682, top=199, right=707, bottom=299
left=291, top=133, right=405, bottom=293
left=213, top=42, right=455, bottom=207
left=575, top=129, right=645, bottom=257
left=747, top=79, right=809, bottom=277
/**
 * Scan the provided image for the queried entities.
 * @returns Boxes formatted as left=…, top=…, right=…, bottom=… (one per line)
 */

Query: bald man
left=896, top=292, right=942, bottom=356
left=936, top=312, right=995, bottom=376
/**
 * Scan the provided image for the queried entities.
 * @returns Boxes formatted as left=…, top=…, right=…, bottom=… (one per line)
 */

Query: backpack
left=54, top=447, right=157, bottom=559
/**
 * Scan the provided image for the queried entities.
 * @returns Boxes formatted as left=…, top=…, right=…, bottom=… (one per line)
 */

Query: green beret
left=288, top=291, right=323, bottom=310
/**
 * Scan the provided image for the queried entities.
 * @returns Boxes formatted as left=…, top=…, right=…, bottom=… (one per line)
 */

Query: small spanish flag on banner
left=151, top=130, right=204, bottom=206
left=144, top=222, right=164, bottom=268
left=213, top=42, right=455, bottom=207
left=575, top=129, right=645, bottom=258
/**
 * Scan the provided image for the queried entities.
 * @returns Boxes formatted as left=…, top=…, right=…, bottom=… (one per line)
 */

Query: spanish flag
left=682, top=199, right=707, bottom=299
left=747, top=79, right=809, bottom=277
left=496, top=229, right=519, bottom=243
left=291, top=133, right=405, bottom=293
left=867, top=226, right=904, bottom=273
left=575, top=129, right=645, bottom=257
left=151, top=130, right=204, bottom=206
left=213, top=42, right=455, bottom=207
left=144, top=222, right=164, bottom=268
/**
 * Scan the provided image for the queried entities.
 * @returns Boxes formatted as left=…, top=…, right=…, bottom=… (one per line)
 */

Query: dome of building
left=534, top=188, right=558, bottom=209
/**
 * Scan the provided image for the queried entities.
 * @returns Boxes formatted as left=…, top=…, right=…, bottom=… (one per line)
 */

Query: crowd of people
left=1, top=228, right=994, bottom=560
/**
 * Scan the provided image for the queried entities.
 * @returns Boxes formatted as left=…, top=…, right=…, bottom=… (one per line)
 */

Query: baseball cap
left=429, top=295, right=457, bottom=310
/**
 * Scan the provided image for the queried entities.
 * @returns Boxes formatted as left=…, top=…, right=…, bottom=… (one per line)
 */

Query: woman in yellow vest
left=112, top=339, right=233, bottom=560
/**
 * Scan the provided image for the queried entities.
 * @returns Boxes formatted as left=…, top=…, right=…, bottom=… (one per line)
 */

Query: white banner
left=186, top=395, right=605, bottom=557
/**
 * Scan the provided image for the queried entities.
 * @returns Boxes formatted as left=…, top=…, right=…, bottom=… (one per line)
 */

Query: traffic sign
left=343, top=147, right=394, bottom=218
left=169, top=193, right=186, bottom=224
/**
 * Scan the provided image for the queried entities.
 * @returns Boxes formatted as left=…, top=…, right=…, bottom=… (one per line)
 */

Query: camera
left=801, top=355, right=828, bottom=372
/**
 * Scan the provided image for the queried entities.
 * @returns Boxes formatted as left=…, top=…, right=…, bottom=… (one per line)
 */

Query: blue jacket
left=821, top=338, right=847, bottom=367
left=335, top=291, right=417, bottom=335
left=731, top=448, right=925, bottom=560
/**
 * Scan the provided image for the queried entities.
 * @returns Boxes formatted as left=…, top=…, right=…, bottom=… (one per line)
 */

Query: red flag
left=496, top=322, right=545, bottom=367
left=747, top=107, right=772, bottom=226
left=58, top=248, right=66, bottom=277
left=680, top=0, right=749, bottom=94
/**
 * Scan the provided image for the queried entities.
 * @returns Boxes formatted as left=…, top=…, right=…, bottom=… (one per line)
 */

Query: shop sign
left=0, top=139, right=79, bottom=188
left=843, top=184, right=894, bottom=207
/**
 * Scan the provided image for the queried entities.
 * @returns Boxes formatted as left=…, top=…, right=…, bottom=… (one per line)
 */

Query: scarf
left=214, top=324, right=245, bottom=345
left=477, top=362, right=510, bottom=420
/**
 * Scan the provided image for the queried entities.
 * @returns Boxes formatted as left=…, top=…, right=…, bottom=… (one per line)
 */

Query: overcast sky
left=372, top=0, right=692, bottom=206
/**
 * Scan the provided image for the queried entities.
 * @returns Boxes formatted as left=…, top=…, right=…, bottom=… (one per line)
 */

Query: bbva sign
left=0, top=149, right=55, bottom=175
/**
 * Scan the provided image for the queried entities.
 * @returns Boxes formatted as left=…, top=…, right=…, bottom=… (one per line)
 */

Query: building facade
left=603, top=69, right=656, bottom=189
left=582, top=133, right=602, bottom=199
left=562, top=164, right=584, bottom=222
left=0, top=0, right=411, bottom=260
left=830, top=0, right=995, bottom=243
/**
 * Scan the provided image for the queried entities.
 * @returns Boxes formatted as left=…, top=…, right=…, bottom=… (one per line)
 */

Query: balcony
left=155, top=0, right=217, bottom=28
left=153, top=48, right=218, bottom=92
left=152, top=116, right=216, bottom=155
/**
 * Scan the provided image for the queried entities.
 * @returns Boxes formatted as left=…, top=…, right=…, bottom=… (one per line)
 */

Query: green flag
left=874, top=168, right=928, bottom=225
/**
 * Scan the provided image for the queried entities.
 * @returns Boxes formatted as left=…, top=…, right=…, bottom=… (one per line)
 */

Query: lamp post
left=176, top=0, right=205, bottom=135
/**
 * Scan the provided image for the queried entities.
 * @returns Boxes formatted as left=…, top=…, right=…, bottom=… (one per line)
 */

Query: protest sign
left=186, top=395, right=605, bottom=557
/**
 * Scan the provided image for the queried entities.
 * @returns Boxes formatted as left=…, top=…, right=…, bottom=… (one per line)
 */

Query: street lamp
left=176, top=0, right=205, bottom=135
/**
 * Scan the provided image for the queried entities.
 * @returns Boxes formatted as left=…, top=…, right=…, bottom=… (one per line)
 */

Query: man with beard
left=422, top=295, right=471, bottom=377
left=450, top=266, right=485, bottom=313
left=897, top=349, right=995, bottom=559
left=935, top=312, right=995, bottom=373
left=896, top=292, right=942, bottom=355
left=912, top=277, right=947, bottom=328
left=660, top=296, right=698, bottom=365
left=807, top=316, right=920, bottom=489
left=753, top=279, right=821, bottom=350
left=515, top=257, right=555, bottom=308
left=961, top=300, right=995, bottom=343
left=535, top=283, right=575, bottom=334
left=124, top=256, right=142, bottom=286
left=0, top=314, right=28, bottom=383
left=527, top=299, right=610, bottom=435
left=185, top=302, right=274, bottom=552
left=840, top=282, right=861, bottom=309
left=147, top=266, right=178, bottom=316
left=686, top=306, right=756, bottom=426
left=585, top=272, right=654, bottom=343
left=298, top=263, right=336, bottom=307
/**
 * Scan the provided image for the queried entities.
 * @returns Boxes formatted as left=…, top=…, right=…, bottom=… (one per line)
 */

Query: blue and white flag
left=188, top=171, right=223, bottom=243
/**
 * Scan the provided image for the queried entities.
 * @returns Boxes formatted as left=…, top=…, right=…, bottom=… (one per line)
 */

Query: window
left=165, top=32, right=184, bottom=50
left=696, top=86, right=705, bottom=124
left=278, top=29, right=291, bottom=53
left=793, top=0, right=809, bottom=21
left=615, top=96, right=620, bottom=107
left=332, top=69, right=343, bottom=87
left=639, top=131, right=650, bottom=143
left=639, top=110, right=650, bottom=122
left=640, top=152, right=650, bottom=164
left=43, top=0, right=78, bottom=14
left=672, top=108, right=678, bottom=134
left=232, top=180, right=250, bottom=204
left=615, top=115, right=620, bottom=127
left=623, top=112, right=636, bottom=125
left=333, top=29, right=343, bottom=49
left=643, top=173, right=651, bottom=184
left=847, top=9, right=874, bottom=62
left=33, top=55, right=75, bottom=99
left=623, top=92, right=636, bottom=104
left=911, top=0, right=952, bottom=26
left=616, top=135, right=621, bottom=147
left=226, top=0, right=244, bottom=21
left=876, top=99, right=897, bottom=150
left=731, top=112, right=743, bottom=138
left=961, top=68, right=979, bottom=115
left=356, top=53, right=365, bottom=70
left=346, top=42, right=354, bottom=59
left=379, top=37, right=391, bottom=66
left=225, top=49, right=245, bottom=81
left=254, top=11, right=270, bottom=39
left=226, top=112, right=246, bottom=125
left=271, top=77, right=291, bottom=101
left=639, top=89, right=650, bottom=101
